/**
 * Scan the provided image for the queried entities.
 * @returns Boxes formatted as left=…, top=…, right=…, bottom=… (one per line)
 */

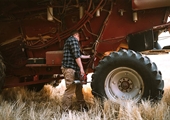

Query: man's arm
left=75, top=57, right=85, bottom=75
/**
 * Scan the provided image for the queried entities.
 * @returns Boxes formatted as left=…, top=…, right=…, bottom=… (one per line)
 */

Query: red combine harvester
left=0, top=0, right=170, bottom=102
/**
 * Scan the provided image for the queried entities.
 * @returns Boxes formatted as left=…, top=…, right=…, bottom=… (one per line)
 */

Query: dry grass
left=1, top=54, right=170, bottom=120
left=1, top=83, right=170, bottom=120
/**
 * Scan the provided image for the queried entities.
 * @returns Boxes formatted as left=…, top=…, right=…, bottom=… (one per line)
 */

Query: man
left=61, top=30, right=90, bottom=111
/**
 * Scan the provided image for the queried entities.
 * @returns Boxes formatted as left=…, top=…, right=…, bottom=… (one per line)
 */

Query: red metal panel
left=101, top=0, right=166, bottom=42
left=46, top=51, right=63, bottom=65
left=132, top=0, right=170, bottom=10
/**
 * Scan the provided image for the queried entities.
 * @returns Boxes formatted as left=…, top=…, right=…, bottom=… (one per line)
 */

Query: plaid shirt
left=62, top=36, right=81, bottom=72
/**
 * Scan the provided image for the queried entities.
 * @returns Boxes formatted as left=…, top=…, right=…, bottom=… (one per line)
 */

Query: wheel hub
left=104, top=67, right=144, bottom=103
left=118, top=77, right=133, bottom=92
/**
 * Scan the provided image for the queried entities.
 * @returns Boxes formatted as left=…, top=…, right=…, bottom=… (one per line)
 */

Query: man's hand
left=73, top=73, right=87, bottom=84
left=80, top=74, right=87, bottom=84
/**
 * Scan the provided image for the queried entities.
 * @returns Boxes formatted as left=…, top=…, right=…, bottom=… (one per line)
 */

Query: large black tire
left=0, top=54, right=6, bottom=92
left=91, top=49, right=164, bottom=103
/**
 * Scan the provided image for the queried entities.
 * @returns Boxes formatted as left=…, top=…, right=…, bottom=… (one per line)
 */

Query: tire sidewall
left=92, top=55, right=154, bottom=100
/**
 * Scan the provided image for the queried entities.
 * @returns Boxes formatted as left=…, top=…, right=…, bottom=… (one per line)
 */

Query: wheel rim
left=104, top=67, right=144, bottom=102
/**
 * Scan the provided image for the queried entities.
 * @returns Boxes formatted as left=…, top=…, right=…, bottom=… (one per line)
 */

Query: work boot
left=73, top=100, right=89, bottom=112
left=80, top=103, right=89, bottom=112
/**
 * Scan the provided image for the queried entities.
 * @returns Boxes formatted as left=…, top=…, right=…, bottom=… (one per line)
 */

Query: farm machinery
left=0, top=0, right=170, bottom=102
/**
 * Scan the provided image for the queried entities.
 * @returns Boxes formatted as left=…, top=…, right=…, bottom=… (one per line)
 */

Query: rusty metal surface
left=0, top=0, right=170, bottom=88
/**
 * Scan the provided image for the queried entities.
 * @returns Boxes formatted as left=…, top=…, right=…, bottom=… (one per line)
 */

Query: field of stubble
left=0, top=54, right=170, bottom=120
